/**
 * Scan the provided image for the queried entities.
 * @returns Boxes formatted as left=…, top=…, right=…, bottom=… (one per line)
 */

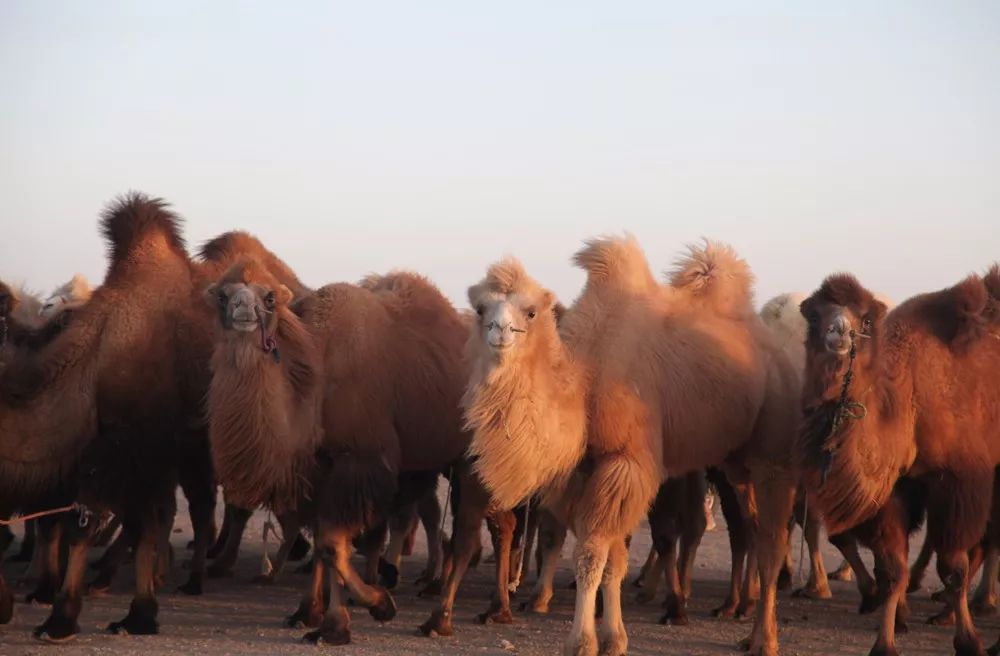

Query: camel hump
left=359, top=270, right=446, bottom=305
left=99, top=191, right=186, bottom=263
left=668, top=239, right=755, bottom=315
left=938, top=274, right=989, bottom=349
left=759, top=292, right=807, bottom=324
left=572, top=234, right=658, bottom=294
left=985, top=264, right=1000, bottom=304
left=198, top=231, right=309, bottom=298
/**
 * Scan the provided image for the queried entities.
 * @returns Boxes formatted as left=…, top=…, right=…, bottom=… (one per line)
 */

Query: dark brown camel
left=799, top=269, right=1000, bottom=656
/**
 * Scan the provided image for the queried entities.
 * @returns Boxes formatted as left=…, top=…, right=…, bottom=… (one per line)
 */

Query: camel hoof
left=734, top=602, right=756, bottom=620
left=659, top=610, right=688, bottom=626
left=521, top=595, right=551, bottom=614
left=178, top=573, right=204, bottom=596
left=711, top=603, right=738, bottom=619
left=776, top=568, right=792, bottom=591
left=33, top=620, right=80, bottom=644
left=378, top=558, right=400, bottom=590
left=927, top=610, right=955, bottom=626
left=930, top=589, right=946, bottom=603
left=858, top=592, right=881, bottom=615
left=953, top=636, right=986, bottom=656
left=251, top=574, right=276, bottom=586
left=564, top=632, right=599, bottom=656
left=831, top=567, right=853, bottom=582
left=285, top=607, right=323, bottom=629
left=972, top=599, right=998, bottom=617
left=368, top=588, right=397, bottom=623
left=792, top=586, right=832, bottom=600
left=107, top=597, right=159, bottom=636
left=0, top=586, right=12, bottom=624
left=868, top=646, right=900, bottom=656
left=476, top=608, right=514, bottom=625
left=418, top=609, right=454, bottom=637
left=301, top=627, right=351, bottom=645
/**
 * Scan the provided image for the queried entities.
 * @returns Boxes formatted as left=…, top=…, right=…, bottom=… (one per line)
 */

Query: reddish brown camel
left=205, top=260, right=490, bottom=644
left=799, top=269, right=1000, bottom=656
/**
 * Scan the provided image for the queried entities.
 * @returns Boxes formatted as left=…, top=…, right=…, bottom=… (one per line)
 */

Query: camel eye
left=217, top=290, right=227, bottom=306
left=264, top=292, right=276, bottom=309
left=862, top=316, right=873, bottom=331
left=476, top=305, right=484, bottom=317
left=526, top=308, right=537, bottom=320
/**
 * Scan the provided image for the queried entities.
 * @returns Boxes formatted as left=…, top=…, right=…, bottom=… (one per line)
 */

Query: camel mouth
left=488, top=341, right=514, bottom=351
left=232, top=320, right=258, bottom=333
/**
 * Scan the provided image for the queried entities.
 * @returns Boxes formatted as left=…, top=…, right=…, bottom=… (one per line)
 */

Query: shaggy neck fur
left=464, top=318, right=587, bottom=512
left=800, top=325, right=909, bottom=534
left=209, top=308, right=321, bottom=514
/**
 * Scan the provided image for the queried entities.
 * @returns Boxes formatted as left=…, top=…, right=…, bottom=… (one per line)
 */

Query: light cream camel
left=467, top=237, right=800, bottom=655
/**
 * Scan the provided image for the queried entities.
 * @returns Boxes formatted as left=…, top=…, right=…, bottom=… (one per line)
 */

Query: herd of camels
left=1, top=192, right=999, bottom=656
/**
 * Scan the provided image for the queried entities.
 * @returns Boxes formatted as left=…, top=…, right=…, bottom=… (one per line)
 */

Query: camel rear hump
left=99, top=192, right=187, bottom=267
left=668, top=240, right=755, bottom=317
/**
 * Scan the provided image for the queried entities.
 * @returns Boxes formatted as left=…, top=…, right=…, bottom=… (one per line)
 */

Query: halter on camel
left=819, top=328, right=870, bottom=486
left=258, top=306, right=281, bottom=363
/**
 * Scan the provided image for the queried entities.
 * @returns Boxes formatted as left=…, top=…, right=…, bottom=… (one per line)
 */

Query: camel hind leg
left=740, top=464, right=795, bottom=656
left=828, top=530, right=879, bottom=613
left=33, top=518, right=92, bottom=642
left=414, top=490, right=443, bottom=589
left=207, top=504, right=251, bottom=578
left=709, top=468, right=748, bottom=618
left=791, top=502, right=832, bottom=600
left=477, top=509, right=516, bottom=625
left=524, top=509, right=567, bottom=614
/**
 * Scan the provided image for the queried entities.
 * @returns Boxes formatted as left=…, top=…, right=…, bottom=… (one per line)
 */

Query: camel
left=798, top=268, right=1000, bottom=656
left=205, top=261, right=476, bottom=644
left=39, top=274, right=92, bottom=319
left=464, top=237, right=800, bottom=656
left=433, top=258, right=586, bottom=627
left=0, top=196, right=309, bottom=642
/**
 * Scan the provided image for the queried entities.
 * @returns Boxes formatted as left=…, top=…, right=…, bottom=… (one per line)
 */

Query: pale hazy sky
left=2, top=1, right=998, bottom=308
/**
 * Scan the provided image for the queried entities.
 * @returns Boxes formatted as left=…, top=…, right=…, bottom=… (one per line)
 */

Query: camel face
left=212, top=282, right=276, bottom=333
left=206, top=259, right=292, bottom=339
left=39, top=294, right=66, bottom=318
left=801, top=275, right=887, bottom=362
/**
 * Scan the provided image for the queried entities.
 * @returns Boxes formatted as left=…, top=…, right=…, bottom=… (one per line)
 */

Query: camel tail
left=572, top=234, right=659, bottom=295
left=577, top=454, right=659, bottom=538
left=668, top=239, right=755, bottom=315
left=99, top=192, right=186, bottom=264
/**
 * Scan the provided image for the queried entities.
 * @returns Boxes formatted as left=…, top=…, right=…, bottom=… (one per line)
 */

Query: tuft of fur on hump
left=668, top=240, right=754, bottom=317
left=464, top=258, right=587, bottom=511
left=572, top=234, right=658, bottom=295
left=198, top=231, right=311, bottom=300
left=920, top=275, right=988, bottom=352
left=99, top=192, right=186, bottom=267
left=207, top=257, right=322, bottom=513
left=985, top=264, right=1000, bottom=324
left=759, top=293, right=808, bottom=373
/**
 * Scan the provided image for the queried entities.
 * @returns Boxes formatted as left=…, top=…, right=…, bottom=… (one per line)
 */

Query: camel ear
left=552, top=301, right=567, bottom=325
left=798, top=296, right=813, bottom=320
left=871, top=299, right=888, bottom=322
left=203, top=283, right=219, bottom=307
left=467, top=283, right=484, bottom=310
left=277, top=285, right=293, bottom=306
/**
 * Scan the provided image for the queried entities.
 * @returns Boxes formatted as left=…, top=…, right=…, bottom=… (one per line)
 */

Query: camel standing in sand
left=798, top=268, right=1000, bottom=656
left=205, top=261, right=480, bottom=644
left=465, top=237, right=800, bottom=656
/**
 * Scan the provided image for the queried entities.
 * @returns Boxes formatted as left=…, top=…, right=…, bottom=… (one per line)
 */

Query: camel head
left=800, top=273, right=887, bottom=373
left=205, top=257, right=292, bottom=340
left=467, top=258, right=557, bottom=361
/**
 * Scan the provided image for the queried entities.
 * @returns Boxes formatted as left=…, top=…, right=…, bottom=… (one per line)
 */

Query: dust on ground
left=2, top=488, right=994, bottom=655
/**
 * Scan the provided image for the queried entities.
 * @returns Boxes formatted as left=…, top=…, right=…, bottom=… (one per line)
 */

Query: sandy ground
left=2, top=489, right=996, bottom=655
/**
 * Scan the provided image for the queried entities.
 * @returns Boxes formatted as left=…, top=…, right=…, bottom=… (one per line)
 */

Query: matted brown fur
left=464, top=258, right=587, bottom=512
left=205, top=258, right=322, bottom=514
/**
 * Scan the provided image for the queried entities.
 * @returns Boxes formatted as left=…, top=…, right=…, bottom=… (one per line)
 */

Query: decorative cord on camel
left=820, top=328, right=870, bottom=486
left=0, top=502, right=108, bottom=530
